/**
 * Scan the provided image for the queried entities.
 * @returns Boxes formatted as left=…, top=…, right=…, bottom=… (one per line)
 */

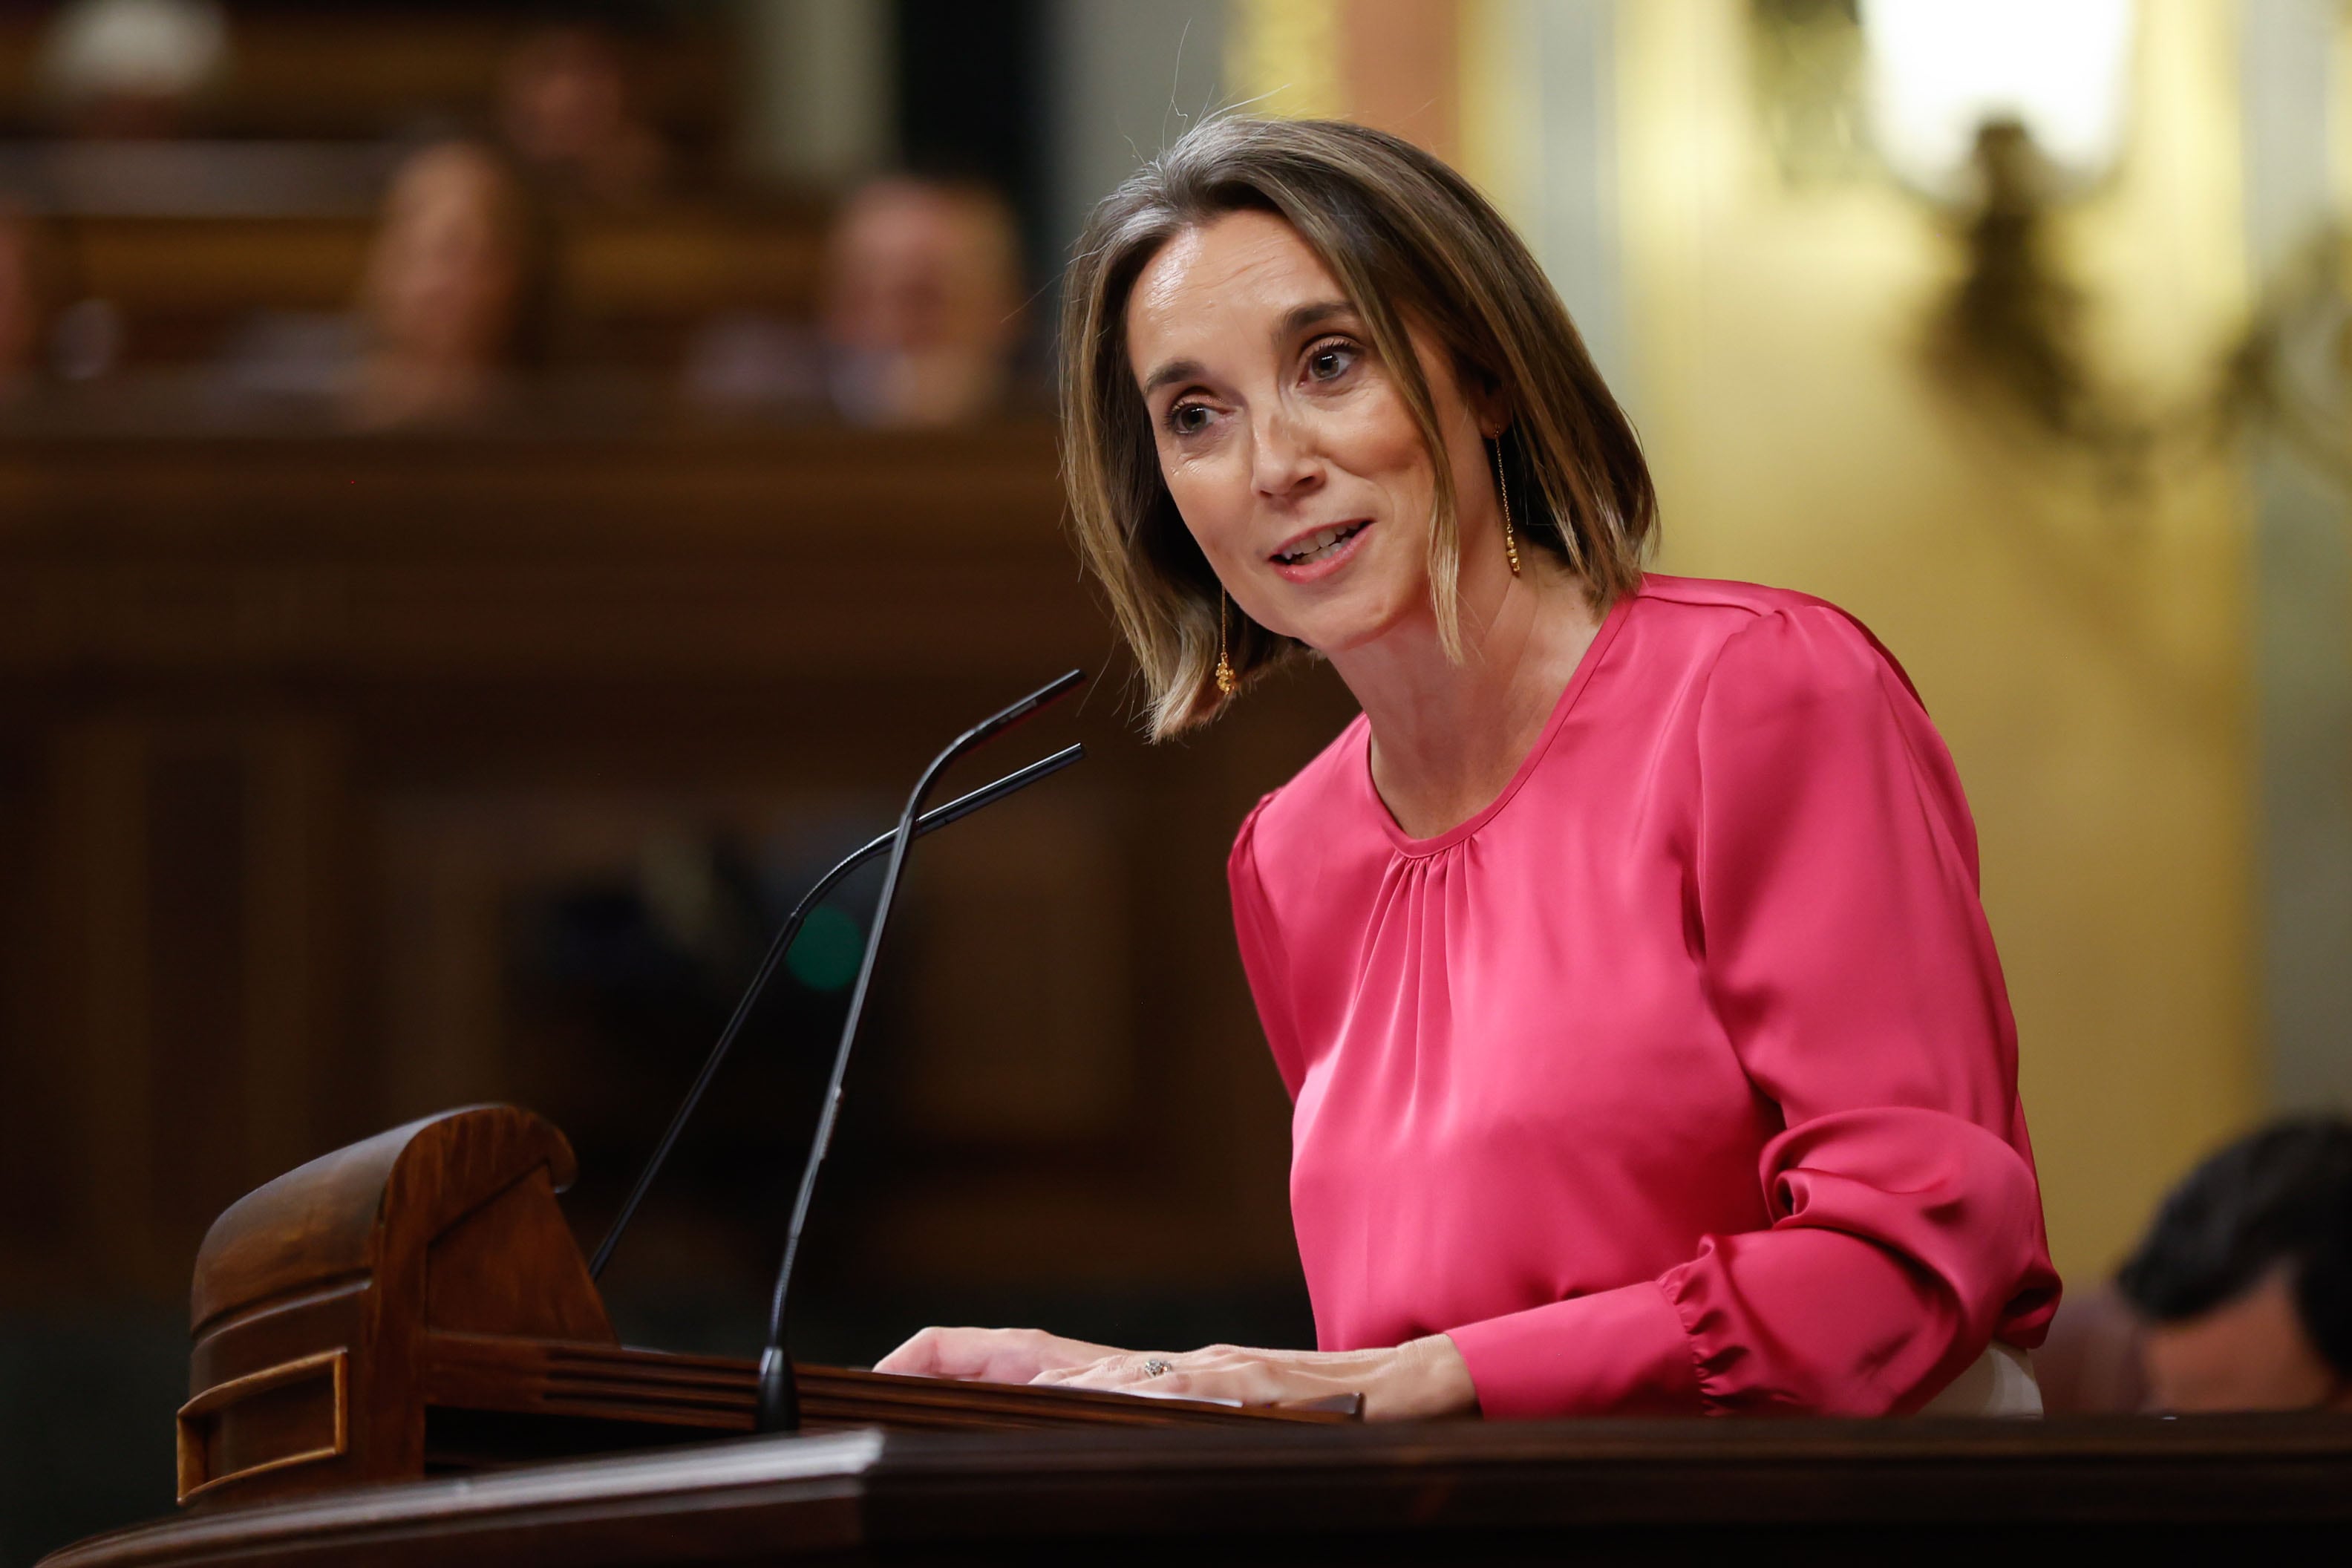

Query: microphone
left=756, top=669, right=1086, bottom=1432
left=588, top=739, right=1087, bottom=1282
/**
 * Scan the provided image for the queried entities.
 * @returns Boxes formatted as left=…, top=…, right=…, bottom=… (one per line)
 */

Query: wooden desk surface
left=40, top=1415, right=2352, bottom=1567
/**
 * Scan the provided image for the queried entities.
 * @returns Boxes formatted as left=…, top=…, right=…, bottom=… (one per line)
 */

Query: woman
left=878, top=118, right=2060, bottom=1418
left=348, top=140, right=548, bottom=431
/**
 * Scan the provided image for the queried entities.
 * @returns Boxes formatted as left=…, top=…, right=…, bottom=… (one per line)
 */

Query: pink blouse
left=1229, top=575, right=2060, bottom=1417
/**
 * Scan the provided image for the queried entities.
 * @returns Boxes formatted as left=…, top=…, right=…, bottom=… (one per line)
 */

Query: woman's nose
left=1250, top=411, right=1322, bottom=499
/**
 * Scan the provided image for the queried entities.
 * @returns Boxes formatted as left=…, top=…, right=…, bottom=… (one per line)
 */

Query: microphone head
left=1034, top=668, right=1088, bottom=704
left=967, top=668, right=1087, bottom=745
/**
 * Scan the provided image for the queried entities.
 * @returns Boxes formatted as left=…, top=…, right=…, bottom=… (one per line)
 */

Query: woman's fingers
left=1032, top=1346, right=1284, bottom=1404
left=870, top=1324, right=964, bottom=1376
left=898, top=1335, right=1471, bottom=1420
left=871, top=1325, right=1122, bottom=1384
left=1030, top=1353, right=1171, bottom=1392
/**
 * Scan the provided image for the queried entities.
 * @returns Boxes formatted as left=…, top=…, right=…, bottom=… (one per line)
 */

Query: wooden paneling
left=0, top=425, right=1358, bottom=1322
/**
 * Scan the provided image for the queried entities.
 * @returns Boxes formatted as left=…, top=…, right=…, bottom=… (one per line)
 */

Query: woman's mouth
left=1270, top=520, right=1371, bottom=579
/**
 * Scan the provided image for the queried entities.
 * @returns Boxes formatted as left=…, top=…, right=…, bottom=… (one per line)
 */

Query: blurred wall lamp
left=1864, top=0, right=2142, bottom=457
left=1754, top=0, right=2144, bottom=458
left=1858, top=0, right=2137, bottom=203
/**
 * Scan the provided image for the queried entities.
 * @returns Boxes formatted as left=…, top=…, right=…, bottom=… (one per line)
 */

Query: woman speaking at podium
left=878, top=118, right=2060, bottom=1419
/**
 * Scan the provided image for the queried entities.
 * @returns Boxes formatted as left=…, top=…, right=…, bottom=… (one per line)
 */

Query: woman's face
left=367, top=145, right=523, bottom=365
left=1125, top=209, right=1498, bottom=656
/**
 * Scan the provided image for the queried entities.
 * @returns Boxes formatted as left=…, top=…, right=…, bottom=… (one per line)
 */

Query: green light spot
left=785, top=906, right=864, bottom=992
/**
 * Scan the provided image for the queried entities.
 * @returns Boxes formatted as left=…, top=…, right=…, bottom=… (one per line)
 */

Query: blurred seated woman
left=215, top=140, right=546, bottom=428
left=878, top=118, right=2061, bottom=1420
left=345, top=139, right=544, bottom=430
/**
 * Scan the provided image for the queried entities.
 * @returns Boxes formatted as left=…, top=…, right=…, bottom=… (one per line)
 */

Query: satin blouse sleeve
left=1444, top=604, right=2061, bottom=1416
left=1229, top=795, right=1307, bottom=1100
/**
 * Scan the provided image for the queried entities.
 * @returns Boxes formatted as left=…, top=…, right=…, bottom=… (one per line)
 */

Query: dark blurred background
left=3, top=0, right=2351, bottom=1561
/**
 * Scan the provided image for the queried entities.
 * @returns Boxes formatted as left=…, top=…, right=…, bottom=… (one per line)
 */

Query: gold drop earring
left=1215, top=589, right=1238, bottom=696
left=1492, top=436, right=1522, bottom=577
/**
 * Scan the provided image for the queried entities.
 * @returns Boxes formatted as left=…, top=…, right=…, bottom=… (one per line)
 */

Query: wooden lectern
left=34, top=1102, right=2352, bottom=1565
left=59, top=1408, right=2352, bottom=1565
left=175, top=1105, right=1351, bottom=1510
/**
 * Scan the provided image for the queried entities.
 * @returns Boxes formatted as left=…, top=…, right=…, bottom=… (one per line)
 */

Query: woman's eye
left=1168, top=402, right=1212, bottom=435
left=1305, top=340, right=1359, bottom=383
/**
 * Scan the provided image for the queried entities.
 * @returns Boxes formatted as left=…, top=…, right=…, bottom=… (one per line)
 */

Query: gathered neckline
left=1361, top=587, right=1638, bottom=858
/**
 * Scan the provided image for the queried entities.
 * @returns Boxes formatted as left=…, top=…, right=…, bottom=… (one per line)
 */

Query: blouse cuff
left=1445, top=1280, right=1706, bottom=1418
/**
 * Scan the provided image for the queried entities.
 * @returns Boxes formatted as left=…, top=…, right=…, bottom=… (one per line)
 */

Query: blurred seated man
left=824, top=176, right=1025, bottom=426
left=348, top=139, right=544, bottom=431
left=497, top=24, right=668, bottom=207
left=2114, top=1118, right=2352, bottom=1412
left=683, top=175, right=1028, bottom=427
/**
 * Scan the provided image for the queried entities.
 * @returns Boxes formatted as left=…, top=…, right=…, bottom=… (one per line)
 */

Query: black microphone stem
left=588, top=741, right=1085, bottom=1284
left=756, top=669, right=1085, bottom=1431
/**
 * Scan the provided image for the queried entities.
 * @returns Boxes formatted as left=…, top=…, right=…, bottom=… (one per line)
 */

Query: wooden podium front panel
left=42, top=1417, right=2352, bottom=1567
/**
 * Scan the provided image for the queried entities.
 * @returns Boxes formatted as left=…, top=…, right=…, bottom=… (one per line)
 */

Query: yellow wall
left=1243, top=0, right=2261, bottom=1285
left=1610, top=0, right=2259, bottom=1283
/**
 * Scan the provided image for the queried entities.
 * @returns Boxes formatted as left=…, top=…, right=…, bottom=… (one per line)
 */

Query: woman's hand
left=875, top=1325, right=1477, bottom=1420
left=1036, top=1333, right=1477, bottom=1421
left=875, top=1325, right=1479, bottom=1421
left=872, top=1325, right=1126, bottom=1386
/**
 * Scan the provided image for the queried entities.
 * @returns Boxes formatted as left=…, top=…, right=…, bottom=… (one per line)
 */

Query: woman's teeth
left=1276, top=522, right=1366, bottom=565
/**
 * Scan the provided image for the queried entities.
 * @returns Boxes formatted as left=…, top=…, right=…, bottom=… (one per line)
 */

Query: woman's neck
left=1333, top=556, right=1604, bottom=840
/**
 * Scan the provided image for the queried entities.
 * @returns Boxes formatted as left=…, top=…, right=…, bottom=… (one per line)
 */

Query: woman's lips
left=1269, top=519, right=1373, bottom=584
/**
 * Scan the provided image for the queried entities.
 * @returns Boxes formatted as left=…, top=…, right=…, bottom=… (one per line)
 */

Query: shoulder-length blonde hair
left=1061, top=117, right=1656, bottom=739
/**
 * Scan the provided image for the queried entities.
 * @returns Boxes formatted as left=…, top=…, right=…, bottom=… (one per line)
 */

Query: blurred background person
left=822, top=175, right=1025, bottom=427
left=494, top=22, right=668, bottom=209
left=683, top=173, right=1028, bottom=426
left=348, top=138, right=546, bottom=429
left=221, top=137, right=549, bottom=429
left=2111, top=1119, right=2352, bottom=1413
